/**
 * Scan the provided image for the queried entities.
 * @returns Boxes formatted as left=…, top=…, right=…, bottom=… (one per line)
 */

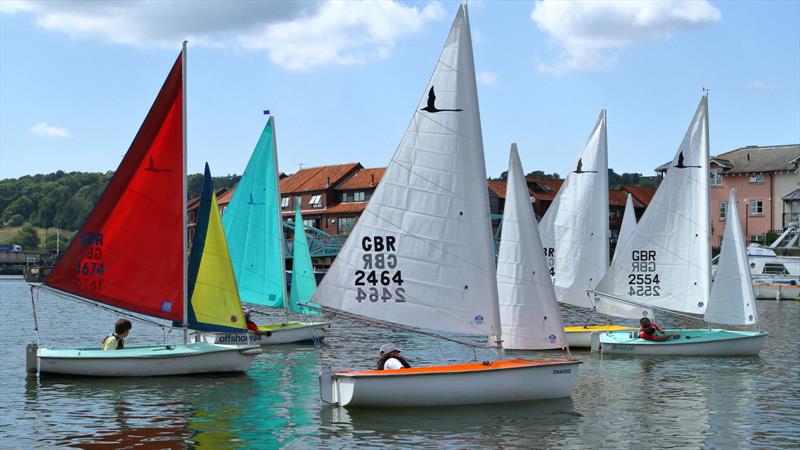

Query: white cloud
left=477, top=71, right=497, bottom=86
left=239, top=1, right=444, bottom=71
left=2, top=0, right=444, bottom=70
left=745, top=81, right=776, bottom=92
left=531, top=0, right=721, bottom=75
left=30, top=122, right=71, bottom=138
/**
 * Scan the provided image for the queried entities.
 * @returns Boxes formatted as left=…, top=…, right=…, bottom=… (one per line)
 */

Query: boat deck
left=340, top=358, right=577, bottom=377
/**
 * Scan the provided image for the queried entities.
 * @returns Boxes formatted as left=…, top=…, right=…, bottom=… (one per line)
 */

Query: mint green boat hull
left=595, top=329, right=766, bottom=356
left=32, top=342, right=262, bottom=377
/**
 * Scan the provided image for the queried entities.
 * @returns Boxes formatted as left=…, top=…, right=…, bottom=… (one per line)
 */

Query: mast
left=269, top=115, right=290, bottom=315
left=703, top=94, right=712, bottom=305
left=182, top=40, right=188, bottom=342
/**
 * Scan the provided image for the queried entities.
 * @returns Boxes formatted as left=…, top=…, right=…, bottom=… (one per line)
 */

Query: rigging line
left=300, top=302, right=494, bottom=350
left=29, top=285, right=41, bottom=343
left=36, top=285, right=173, bottom=330
left=591, top=290, right=706, bottom=323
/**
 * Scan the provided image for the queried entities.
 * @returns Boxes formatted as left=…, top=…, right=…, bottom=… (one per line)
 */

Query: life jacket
left=377, top=354, right=411, bottom=370
left=101, top=333, right=124, bottom=349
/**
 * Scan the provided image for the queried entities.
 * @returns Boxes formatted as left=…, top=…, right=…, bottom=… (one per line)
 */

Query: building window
left=280, top=197, right=289, bottom=209
left=749, top=199, right=764, bottom=216
left=294, top=195, right=302, bottom=209
left=303, top=219, right=316, bottom=229
left=719, top=201, right=727, bottom=220
left=354, top=191, right=366, bottom=202
left=749, top=173, right=764, bottom=183
left=710, top=169, right=722, bottom=187
left=310, top=194, right=322, bottom=208
left=339, top=217, right=356, bottom=234
left=341, top=192, right=353, bottom=203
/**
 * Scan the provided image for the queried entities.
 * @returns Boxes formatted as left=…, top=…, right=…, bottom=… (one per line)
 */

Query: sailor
left=377, top=344, right=412, bottom=370
left=638, top=317, right=680, bottom=341
left=101, top=319, right=132, bottom=350
left=244, top=309, right=269, bottom=336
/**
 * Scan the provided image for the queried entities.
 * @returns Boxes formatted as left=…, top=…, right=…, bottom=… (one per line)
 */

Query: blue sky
left=1, top=1, right=798, bottom=180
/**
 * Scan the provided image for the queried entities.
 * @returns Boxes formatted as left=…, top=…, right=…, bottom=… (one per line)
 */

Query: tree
left=15, top=224, right=41, bottom=250
left=7, top=214, right=24, bottom=226
left=2, top=195, right=34, bottom=223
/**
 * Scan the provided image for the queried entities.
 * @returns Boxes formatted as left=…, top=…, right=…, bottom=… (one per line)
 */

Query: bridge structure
left=0, top=251, right=48, bottom=275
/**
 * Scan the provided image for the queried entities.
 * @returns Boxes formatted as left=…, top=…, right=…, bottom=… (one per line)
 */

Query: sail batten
left=312, top=5, right=500, bottom=338
left=595, top=96, right=711, bottom=316
left=44, top=53, right=185, bottom=322
left=222, top=117, right=287, bottom=309
left=539, top=110, right=609, bottom=309
left=497, top=145, right=567, bottom=350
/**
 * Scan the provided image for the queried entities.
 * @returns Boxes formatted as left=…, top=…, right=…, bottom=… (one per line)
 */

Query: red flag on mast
left=45, top=52, right=185, bottom=322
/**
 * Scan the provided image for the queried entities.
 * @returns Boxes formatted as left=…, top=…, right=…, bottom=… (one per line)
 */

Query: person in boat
left=377, top=344, right=412, bottom=370
left=244, top=309, right=269, bottom=336
left=638, top=317, right=680, bottom=341
left=101, top=319, right=132, bottom=350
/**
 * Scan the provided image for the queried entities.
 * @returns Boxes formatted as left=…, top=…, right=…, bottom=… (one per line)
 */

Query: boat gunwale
left=257, top=321, right=330, bottom=332
left=37, top=343, right=261, bottom=360
left=564, top=325, right=637, bottom=333
left=599, top=329, right=767, bottom=347
left=337, top=358, right=580, bottom=378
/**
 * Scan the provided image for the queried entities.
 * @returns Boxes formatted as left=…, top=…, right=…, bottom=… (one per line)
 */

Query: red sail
left=45, top=53, right=184, bottom=321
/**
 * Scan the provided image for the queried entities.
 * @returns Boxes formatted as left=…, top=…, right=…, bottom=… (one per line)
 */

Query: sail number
left=543, top=247, right=556, bottom=276
left=628, top=250, right=660, bottom=296
left=75, top=232, right=105, bottom=293
left=355, top=235, right=405, bottom=303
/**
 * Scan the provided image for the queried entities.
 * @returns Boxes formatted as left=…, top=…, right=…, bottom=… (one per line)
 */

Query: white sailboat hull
left=594, top=329, right=766, bottom=356
left=196, top=321, right=329, bottom=346
left=323, top=359, right=580, bottom=408
left=33, top=343, right=262, bottom=377
left=564, top=325, right=637, bottom=348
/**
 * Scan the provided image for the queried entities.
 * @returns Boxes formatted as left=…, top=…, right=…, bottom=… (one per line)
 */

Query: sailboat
left=497, top=144, right=571, bottom=352
left=538, top=111, right=637, bottom=347
left=289, top=202, right=320, bottom=315
left=198, top=115, right=329, bottom=346
left=27, top=44, right=262, bottom=377
left=615, top=193, right=637, bottom=257
left=592, top=96, right=767, bottom=355
left=314, top=5, right=579, bottom=408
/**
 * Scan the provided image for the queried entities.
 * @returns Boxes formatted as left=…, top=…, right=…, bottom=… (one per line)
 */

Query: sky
left=1, top=0, right=798, bottom=180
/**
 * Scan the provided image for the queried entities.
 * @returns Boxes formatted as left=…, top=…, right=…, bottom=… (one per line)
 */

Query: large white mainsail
left=312, top=5, right=500, bottom=339
left=497, top=144, right=567, bottom=350
left=615, top=193, right=637, bottom=261
left=595, top=96, right=711, bottom=317
left=705, top=189, right=758, bottom=325
left=539, top=110, right=609, bottom=308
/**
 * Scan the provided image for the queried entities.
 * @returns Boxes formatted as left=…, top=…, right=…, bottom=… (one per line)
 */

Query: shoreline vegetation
left=0, top=168, right=657, bottom=250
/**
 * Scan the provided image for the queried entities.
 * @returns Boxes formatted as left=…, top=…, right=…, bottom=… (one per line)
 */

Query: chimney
left=326, top=176, right=331, bottom=188
left=747, top=153, right=750, bottom=163
left=371, top=173, right=375, bottom=186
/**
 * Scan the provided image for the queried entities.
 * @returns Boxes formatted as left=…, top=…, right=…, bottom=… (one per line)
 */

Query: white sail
left=595, top=96, right=711, bottom=316
left=497, top=144, right=567, bottom=350
left=705, top=189, right=758, bottom=325
left=312, top=5, right=500, bottom=338
left=615, top=193, right=637, bottom=260
left=539, top=110, right=609, bottom=308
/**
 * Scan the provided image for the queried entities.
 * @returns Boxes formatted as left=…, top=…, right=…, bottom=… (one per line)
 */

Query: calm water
left=1, top=276, right=798, bottom=449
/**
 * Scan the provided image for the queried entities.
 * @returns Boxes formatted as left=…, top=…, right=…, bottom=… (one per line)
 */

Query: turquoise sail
left=289, top=203, right=319, bottom=315
left=222, top=116, right=287, bottom=309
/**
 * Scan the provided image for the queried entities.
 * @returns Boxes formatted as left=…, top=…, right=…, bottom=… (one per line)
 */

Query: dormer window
left=310, top=194, right=323, bottom=208
left=354, top=191, right=366, bottom=202
left=280, top=197, right=290, bottom=209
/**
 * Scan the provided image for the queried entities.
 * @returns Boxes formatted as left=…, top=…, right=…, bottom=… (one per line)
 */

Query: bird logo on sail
left=144, top=155, right=172, bottom=173
left=420, top=86, right=462, bottom=113
left=674, top=152, right=701, bottom=169
left=573, top=158, right=597, bottom=174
